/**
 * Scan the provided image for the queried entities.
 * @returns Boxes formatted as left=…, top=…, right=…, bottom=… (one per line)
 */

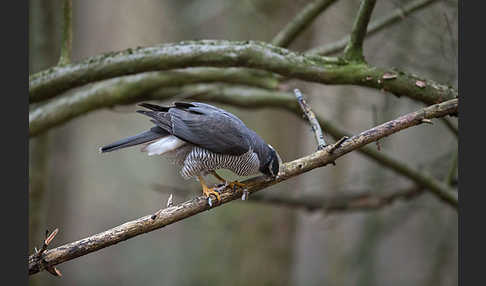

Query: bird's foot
left=203, top=186, right=221, bottom=207
left=212, top=180, right=250, bottom=202
left=228, top=181, right=247, bottom=191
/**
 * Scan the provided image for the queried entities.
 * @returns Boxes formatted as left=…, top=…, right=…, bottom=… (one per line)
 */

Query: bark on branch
left=28, top=99, right=458, bottom=275
left=29, top=40, right=457, bottom=105
left=29, top=68, right=280, bottom=136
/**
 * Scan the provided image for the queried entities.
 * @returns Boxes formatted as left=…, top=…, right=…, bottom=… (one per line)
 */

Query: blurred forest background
left=29, top=0, right=458, bottom=285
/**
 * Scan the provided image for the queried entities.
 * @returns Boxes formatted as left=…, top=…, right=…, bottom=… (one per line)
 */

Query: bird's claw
left=241, top=189, right=249, bottom=201
left=203, top=188, right=221, bottom=207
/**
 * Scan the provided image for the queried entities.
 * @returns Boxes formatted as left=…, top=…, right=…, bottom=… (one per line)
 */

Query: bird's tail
left=99, top=127, right=167, bottom=153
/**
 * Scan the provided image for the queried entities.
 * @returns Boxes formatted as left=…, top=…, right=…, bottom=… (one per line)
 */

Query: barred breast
left=177, top=146, right=260, bottom=180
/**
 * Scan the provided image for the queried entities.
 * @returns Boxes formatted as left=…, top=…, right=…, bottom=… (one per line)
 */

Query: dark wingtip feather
left=174, top=102, right=196, bottom=109
left=138, top=103, right=170, bottom=112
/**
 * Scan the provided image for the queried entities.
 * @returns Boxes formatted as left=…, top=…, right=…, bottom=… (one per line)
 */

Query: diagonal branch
left=28, top=99, right=458, bottom=275
left=441, top=117, right=458, bottom=138
left=28, top=40, right=457, bottom=105
left=446, top=150, right=458, bottom=187
left=271, top=0, right=339, bottom=48
left=343, top=0, right=377, bottom=62
left=29, top=83, right=457, bottom=206
left=307, top=0, right=438, bottom=56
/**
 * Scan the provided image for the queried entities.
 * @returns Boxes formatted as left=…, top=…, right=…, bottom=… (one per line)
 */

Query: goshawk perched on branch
left=100, top=102, right=281, bottom=205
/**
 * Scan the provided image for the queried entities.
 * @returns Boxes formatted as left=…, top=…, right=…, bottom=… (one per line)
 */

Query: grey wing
left=137, top=102, right=251, bottom=156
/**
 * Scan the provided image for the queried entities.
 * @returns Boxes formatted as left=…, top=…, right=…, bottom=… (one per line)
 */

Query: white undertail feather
left=142, top=136, right=186, bottom=156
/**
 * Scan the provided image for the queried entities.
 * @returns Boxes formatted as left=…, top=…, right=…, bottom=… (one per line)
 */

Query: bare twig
left=251, top=187, right=424, bottom=213
left=446, top=151, right=458, bottom=187
left=58, top=0, right=72, bottom=66
left=307, top=0, right=438, bottom=56
left=271, top=0, right=339, bottom=47
left=28, top=99, right=458, bottom=275
left=293, top=89, right=327, bottom=149
left=328, top=136, right=348, bottom=154
left=32, top=228, right=62, bottom=277
left=441, top=117, right=458, bottom=138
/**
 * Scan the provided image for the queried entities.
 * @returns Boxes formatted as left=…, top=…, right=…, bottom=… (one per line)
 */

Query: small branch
left=293, top=89, right=327, bottom=149
left=32, top=228, right=62, bottom=277
left=251, top=187, right=424, bottom=213
left=343, top=0, right=377, bottom=62
left=307, top=0, right=438, bottom=56
left=28, top=99, right=458, bottom=275
left=58, top=0, right=72, bottom=66
left=271, top=0, right=339, bottom=47
left=328, top=136, right=348, bottom=153
left=446, top=151, right=458, bottom=187
left=441, top=117, right=458, bottom=138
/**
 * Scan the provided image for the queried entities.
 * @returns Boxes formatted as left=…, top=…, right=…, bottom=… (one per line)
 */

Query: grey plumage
left=100, top=101, right=281, bottom=198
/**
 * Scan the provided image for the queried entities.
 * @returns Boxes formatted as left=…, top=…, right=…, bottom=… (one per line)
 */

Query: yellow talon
left=228, top=181, right=247, bottom=190
left=198, top=175, right=221, bottom=205
left=210, top=171, right=248, bottom=190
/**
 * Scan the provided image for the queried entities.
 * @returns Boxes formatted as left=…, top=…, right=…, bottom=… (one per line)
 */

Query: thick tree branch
left=58, top=0, right=72, bottom=66
left=29, top=40, right=457, bottom=105
left=28, top=99, right=457, bottom=275
left=251, top=186, right=424, bottom=212
left=29, top=68, right=280, bottom=136
left=343, top=0, right=377, bottom=62
left=271, top=0, right=339, bottom=47
left=307, top=0, right=438, bottom=56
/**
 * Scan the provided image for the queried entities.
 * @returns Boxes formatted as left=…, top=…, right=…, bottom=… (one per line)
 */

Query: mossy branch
left=28, top=99, right=458, bottom=275
left=29, top=40, right=456, bottom=105
left=29, top=68, right=280, bottom=136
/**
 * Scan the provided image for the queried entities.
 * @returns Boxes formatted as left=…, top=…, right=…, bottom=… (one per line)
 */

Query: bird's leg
left=197, top=175, right=221, bottom=206
left=210, top=171, right=248, bottom=191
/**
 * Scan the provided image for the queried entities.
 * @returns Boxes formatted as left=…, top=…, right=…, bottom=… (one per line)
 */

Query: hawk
left=100, top=102, right=281, bottom=205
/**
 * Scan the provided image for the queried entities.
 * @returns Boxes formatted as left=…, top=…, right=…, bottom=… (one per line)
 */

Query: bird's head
left=260, top=144, right=282, bottom=179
